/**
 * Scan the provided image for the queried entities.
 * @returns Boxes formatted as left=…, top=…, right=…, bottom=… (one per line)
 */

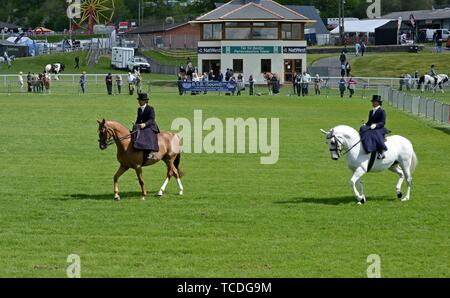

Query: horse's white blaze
left=325, top=125, right=417, bottom=203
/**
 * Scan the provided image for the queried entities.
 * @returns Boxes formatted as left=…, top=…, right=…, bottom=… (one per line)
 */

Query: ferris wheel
left=73, top=0, right=115, bottom=34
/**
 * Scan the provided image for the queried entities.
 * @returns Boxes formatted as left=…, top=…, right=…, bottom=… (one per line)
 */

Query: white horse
left=44, top=63, right=65, bottom=80
left=418, top=74, right=449, bottom=93
left=321, top=125, right=418, bottom=204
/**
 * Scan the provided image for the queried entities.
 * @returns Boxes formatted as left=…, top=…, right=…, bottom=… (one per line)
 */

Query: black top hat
left=371, top=95, right=382, bottom=103
left=137, top=93, right=149, bottom=101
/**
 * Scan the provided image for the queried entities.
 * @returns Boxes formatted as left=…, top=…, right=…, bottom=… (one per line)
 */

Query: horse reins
left=327, top=130, right=361, bottom=156
left=102, top=127, right=137, bottom=146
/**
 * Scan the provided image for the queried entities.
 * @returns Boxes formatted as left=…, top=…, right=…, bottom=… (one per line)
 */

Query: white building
left=189, top=0, right=315, bottom=84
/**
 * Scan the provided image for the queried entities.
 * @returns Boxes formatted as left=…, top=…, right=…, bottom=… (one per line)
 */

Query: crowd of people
left=15, top=71, right=51, bottom=93
left=76, top=68, right=143, bottom=96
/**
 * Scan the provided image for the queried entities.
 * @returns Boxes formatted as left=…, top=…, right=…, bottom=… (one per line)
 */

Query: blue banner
left=180, top=81, right=236, bottom=92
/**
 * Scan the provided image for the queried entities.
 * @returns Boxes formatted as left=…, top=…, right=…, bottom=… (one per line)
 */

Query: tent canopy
left=330, top=19, right=392, bottom=34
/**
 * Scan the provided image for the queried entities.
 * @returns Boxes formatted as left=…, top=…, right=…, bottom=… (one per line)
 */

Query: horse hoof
left=141, top=196, right=146, bottom=201
left=357, top=197, right=366, bottom=205
left=179, top=190, right=183, bottom=196
left=114, top=195, right=120, bottom=201
left=396, top=191, right=403, bottom=199
left=401, top=198, right=409, bottom=202
left=157, top=190, right=163, bottom=196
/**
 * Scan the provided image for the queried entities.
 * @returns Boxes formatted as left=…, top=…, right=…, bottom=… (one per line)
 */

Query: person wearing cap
left=360, top=95, right=391, bottom=159
left=134, top=93, right=160, bottom=160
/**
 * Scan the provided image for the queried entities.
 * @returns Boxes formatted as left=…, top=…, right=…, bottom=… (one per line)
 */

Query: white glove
left=370, top=124, right=376, bottom=130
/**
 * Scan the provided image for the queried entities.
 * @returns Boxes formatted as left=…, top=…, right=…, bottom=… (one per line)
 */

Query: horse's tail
left=174, top=153, right=184, bottom=177
left=410, top=150, right=418, bottom=173
left=174, top=133, right=184, bottom=177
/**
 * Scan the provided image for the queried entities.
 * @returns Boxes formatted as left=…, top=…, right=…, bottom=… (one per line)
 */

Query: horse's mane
left=333, top=125, right=359, bottom=138
left=106, top=120, right=129, bottom=134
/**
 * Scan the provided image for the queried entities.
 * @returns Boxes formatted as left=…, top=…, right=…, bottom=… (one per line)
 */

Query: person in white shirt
left=18, top=72, right=24, bottom=91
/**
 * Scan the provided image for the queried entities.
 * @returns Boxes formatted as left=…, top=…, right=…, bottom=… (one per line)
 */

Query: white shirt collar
left=373, top=105, right=381, bottom=113
left=140, top=104, right=147, bottom=111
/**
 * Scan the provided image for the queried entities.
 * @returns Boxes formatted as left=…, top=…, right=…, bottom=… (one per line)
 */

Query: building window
left=233, top=59, right=243, bottom=73
left=225, top=28, right=251, bottom=39
left=224, top=22, right=278, bottom=40
left=203, top=23, right=222, bottom=40
left=252, top=28, right=278, bottom=39
left=282, top=23, right=302, bottom=40
left=213, top=23, right=222, bottom=39
left=261, top=59, right=271, bottom=73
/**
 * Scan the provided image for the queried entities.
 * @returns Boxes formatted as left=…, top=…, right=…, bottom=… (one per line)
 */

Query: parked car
left=128, top=56, right=151, bottom=73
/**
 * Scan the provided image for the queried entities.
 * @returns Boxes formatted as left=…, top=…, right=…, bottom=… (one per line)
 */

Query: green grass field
left=0, top=87, right=448, bottom=277
left=0, top=51, right=175, bottom=81
left=351, top=51, right=450, bottom=78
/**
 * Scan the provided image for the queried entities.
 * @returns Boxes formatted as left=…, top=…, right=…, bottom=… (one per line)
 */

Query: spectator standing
left=229, top=75, right=236, bottom=96
left=249, top=75, right=255, bottom=95
left=128, top=72, right=135, bottom=95
left=405, top=73, right=411, bottom=91
left=27, top=72, right=32, bottom=93
left=399, top=74, right=405, bottom=91
left=338, top=77, right=346, bottom=98
left=236, top=73, right=244, bottom=96
left=295, top=73, right=302, bottom=96
left=340, top=63, right=346, bottom=77
left=339, top=51, right=347, bottom=65
left=105, top=73, right=113, bottom=95
left=202, top=72, right=208, bottom=95
left=135, top=70, right=142, bottom=94
left=314, top=74, right=322, bottom=95
left=208, top=69, right=214, bottom=81
left=80, top=71, right=87, bottom=95
left=218, top=72, right=224, bottom=82
left=413, top=70, right=419, bottom=89
left=75, top=56, right=80, bottom=69
left=292, top=72, right=297, bottom=95
left=347, top=77, right=357, bottom=98
left=301, top=71, right=311, bottom=96
left=345, top=62, right=352, bottom=77
left=18, top=72, right=24, bottom=91
left=355, top=42, right=361, bottom=56
left=361, top=41, right=366, bottom=56
left=116, top=74, right=123, bottom=95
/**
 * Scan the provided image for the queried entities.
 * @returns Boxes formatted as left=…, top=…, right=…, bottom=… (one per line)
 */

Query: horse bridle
left=327, top=129, right=361, bottom=157
left=98, top=125, right=137, bottom=148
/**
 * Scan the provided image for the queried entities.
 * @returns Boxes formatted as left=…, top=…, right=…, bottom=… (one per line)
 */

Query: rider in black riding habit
left=134, top=93, right=160, bottom=160
left=359, top=95, right=391, bottom=160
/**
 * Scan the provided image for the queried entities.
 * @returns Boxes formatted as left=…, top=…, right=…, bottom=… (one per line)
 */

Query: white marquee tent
left=330, top=19, right=393, bottom=34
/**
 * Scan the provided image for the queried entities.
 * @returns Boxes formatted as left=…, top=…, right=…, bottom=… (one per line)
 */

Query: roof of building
left=127, top=22, right=190, bottom=34
left=285, top=5, right=329, bottom=34
left=330, top=19, right=393, bottom=34
left=382, top=7, right=450, bottom=21
left=194, top=0, right=313, bottom=22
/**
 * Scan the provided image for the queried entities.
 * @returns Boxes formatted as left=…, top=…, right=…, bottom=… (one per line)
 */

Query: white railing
left=378, top=85, right=450, bottom=125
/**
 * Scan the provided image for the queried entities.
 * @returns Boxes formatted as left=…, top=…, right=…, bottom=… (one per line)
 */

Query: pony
left=97, top=119, right=184, bottom=201
left=321, top=125, right=417, bottom=204
left=44, top=63, right=65, bottom=80
left=418, top=74, right=449, bottom=93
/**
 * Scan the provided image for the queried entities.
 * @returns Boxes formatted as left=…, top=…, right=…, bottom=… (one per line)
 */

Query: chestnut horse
left=97, top=119, right=184, bottom=200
